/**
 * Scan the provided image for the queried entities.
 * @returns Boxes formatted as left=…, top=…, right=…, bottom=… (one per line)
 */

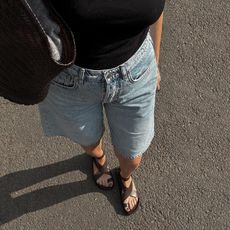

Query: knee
left=81, top=138, right=102, bottom=153
left=130, top=156, right=142, bottom=168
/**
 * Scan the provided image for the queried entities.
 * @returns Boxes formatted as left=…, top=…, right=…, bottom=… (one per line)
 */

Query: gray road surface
left=0, top=0, right=229, bottom=229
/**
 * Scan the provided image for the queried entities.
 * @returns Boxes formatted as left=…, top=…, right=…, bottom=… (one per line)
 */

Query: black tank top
left=50, top=0, right=165, bottom=69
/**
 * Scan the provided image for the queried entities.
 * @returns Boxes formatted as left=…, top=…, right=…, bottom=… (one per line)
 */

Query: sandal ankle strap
left=95, top=152, right=105, bottom=160
left=120, top=173, right=131, bottom=182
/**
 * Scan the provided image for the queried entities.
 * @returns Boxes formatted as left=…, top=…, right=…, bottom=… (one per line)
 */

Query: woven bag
left=0, top=0, right=76, bottom=105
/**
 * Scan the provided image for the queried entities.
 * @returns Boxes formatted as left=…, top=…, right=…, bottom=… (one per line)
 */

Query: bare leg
left=115, top=150, right=142, bottom=212
left=81, top=139, right=113, bottom=188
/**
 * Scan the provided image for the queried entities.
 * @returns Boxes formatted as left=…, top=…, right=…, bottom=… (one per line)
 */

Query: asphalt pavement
left=0, top=0, right=229, bottom=229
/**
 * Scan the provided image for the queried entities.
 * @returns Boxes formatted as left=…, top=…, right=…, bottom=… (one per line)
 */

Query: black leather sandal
left=92, top=153, right=114, bottom=190
left=115, top=167, right=140, bottom=215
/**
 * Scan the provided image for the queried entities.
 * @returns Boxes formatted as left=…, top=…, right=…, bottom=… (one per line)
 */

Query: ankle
left=120, top=172, right=132, bottom=187
left=94, top=152, right=106, bottom=165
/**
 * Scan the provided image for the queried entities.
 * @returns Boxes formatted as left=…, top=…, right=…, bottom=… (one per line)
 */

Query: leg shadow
left=0, top=153, right=123, bottom=224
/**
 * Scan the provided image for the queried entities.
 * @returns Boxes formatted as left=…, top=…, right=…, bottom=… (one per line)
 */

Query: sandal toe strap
left=122, top=180, right=138, bottom=201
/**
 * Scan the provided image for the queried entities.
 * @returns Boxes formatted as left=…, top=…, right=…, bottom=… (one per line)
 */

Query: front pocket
left=127, top=38, right=155, bottom=84
left=127, top=64, right=151, bottom=83
left=51, top=71, right=76, bottom=89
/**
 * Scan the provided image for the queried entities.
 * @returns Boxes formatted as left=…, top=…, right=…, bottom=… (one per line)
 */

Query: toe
left=131, top=198, right=136, bottom=209
left=124, top=202, right=130, bottom=212
left=97, top=180, right=102, bottom=186
left=130, top=199, right=134, bottom=210
left=129, top=199, right=133, bottom=210
left=109, top=181, right=113, bottom=187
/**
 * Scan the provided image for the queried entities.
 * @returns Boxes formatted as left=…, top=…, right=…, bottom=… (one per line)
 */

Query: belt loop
left=103, top=70, right=108, bottom=79
left=119, top=65, right=129, bottom=81
left=119, top=65, right=128, bottom=80
left=78, top=68, right=85, bottom=85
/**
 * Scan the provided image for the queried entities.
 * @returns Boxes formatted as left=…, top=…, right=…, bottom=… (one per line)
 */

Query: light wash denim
left=38, top=31, right=158, bottom=159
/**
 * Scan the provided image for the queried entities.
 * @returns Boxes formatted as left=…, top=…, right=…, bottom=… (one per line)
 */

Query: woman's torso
left=50, top=0, right=165, bottom=69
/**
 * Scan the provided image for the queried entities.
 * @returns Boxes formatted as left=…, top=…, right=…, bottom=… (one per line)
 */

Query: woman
left=38, top=0, right=165, bottom=215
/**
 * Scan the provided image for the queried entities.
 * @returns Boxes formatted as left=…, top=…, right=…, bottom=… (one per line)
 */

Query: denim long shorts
left=38, top=31, right=158, bottom=159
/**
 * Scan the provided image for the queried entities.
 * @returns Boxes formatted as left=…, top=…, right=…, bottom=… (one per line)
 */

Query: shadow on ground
left=0, top=153, right=122, bottom=224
